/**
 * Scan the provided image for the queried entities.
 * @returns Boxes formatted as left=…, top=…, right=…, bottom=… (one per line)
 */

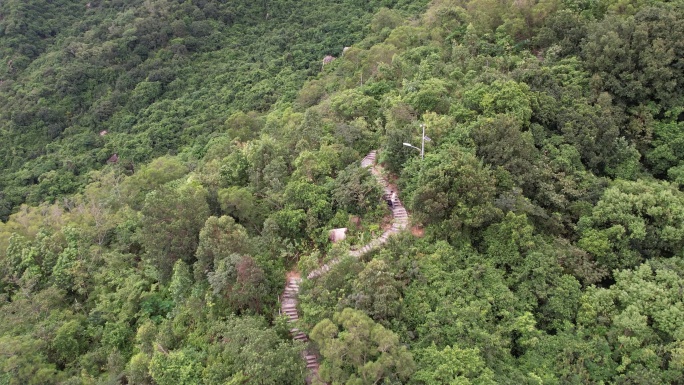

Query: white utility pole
left=420, top=123, right=425, bottom=160
left=403, top=123, right=430, bottom=160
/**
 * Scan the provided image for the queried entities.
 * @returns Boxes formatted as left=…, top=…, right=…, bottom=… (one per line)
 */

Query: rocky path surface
left=280, top=150, right=409, bottom=384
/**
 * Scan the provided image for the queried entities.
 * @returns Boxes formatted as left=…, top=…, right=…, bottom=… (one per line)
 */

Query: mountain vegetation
left=1, top=0, right=684, bottom=384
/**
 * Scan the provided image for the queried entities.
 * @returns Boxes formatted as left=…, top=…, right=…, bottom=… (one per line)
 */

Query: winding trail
left=279, top=150, right=410, bottom=383
left=308, top=150, right=409, bottom=278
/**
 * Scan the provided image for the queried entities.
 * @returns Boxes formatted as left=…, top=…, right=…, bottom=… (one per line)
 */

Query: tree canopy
left=2, top=0, right=684, bottom=383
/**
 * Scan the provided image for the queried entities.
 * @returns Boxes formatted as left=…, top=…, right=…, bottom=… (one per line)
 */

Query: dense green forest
left=2, top=0, right=684, bottom=383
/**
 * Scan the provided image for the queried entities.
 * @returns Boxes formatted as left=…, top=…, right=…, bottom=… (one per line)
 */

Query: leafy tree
left=522, top=261, right=684, bottom=384
left=461, top=80, right=533, bottom=124
left=330, top=89, right=381, bottom=121
left=582, top=4, right=684, bottom=110
left=50, top=317, right=87, bottom=368
left=402, top=146, right=502, bottom=238
left=203, top=316, right=305, bottom=385
left=578, top=179, right=684, bottom=271
left=471, top=114, right=539, bottom=191
left=208, top=254, right=272, bottom=315
left=346, top=259, right=402, bottom=322
left=139, top=180, right=210, bottom=282
left=169, top=260, right=192, bottom=305
left=195, top=215, right=252, bottom=281
left=148, top=348, right=204, bottom=385
left=646, top=118, right=684, bottom=182
left=224, top=111, right=263, bottom=142
left=217, top=187, right=265, bottom=233
left=311, top=308, right=415, bottom=385
left=413, top=344, right=496, bottom=385
left=331, top=163, right=384, bottom=216
left=122, top=156, right=188, bottom=208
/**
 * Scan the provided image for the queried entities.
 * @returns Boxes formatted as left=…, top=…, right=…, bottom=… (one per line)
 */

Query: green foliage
left=582, top=4, right=684, bottom=110
left=646, top=118, right=684, bottom=181
left=148, top=349, right=204, bottom=385
left=203, top=316, right=306, bottom=385
left=0, top=0, right=408, bottom=218
left=139, top=180, right=210, bottom=282
left=578, top=179, right=684, bottom=271
left=331, top=163, right=384, bottom=216
left=461, top=80, right=533, bottom=124
left=2, top=0, right=684, bottom=383
left=402, top=146, right=502, bottom=238
left=122, top=156, right=189, bottom=208
left=346, top=259, right=402, bottom=322
left=311, top=308, right=415, bottom=384
left=413, top=344, right=496, bottom=385
left=195, top=215, right=252, bottom=280
left=330, top=89, right=381, bottom=121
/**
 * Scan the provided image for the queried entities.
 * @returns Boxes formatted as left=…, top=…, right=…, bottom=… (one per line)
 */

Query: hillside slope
left=2, top=0, right=684, bottom=384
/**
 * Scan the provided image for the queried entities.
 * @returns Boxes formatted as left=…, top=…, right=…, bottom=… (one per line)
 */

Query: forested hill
left=0, top=0, right=427, bottom=220
left=2, top=0, right=684, bottom=384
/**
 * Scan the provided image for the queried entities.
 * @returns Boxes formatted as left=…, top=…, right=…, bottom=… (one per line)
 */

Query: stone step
left=306, top=363, right=318, bottom=369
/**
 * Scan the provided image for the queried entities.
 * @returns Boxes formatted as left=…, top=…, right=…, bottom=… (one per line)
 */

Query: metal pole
left=421, top=124, right=425, bottom=160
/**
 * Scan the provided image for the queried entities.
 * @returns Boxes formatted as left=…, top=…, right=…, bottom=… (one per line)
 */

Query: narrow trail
left=279, top=150, right=410, bottom=384
left=308, top=150, right=409, bottom=278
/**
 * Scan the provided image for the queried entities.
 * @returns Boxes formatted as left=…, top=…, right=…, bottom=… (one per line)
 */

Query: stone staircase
left=282, top=150, right=410, bottom=384
left=308, top=150, right=408, bottom=278
left=281, top=276, right=321, bottom=379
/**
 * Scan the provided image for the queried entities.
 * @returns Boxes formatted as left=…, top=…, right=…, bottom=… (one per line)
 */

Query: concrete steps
left=308, top=150, right=412, bottom=280
left=286, top=149, right=412, bottom=384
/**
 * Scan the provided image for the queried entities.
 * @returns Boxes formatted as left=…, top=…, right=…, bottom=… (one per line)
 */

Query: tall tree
left=140, top=181, right=210, bottom=282
left=311, top=308, right=415, bottom=385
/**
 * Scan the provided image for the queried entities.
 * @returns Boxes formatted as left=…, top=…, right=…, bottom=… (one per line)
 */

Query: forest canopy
left=2, top=0, right=684, bottom=384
